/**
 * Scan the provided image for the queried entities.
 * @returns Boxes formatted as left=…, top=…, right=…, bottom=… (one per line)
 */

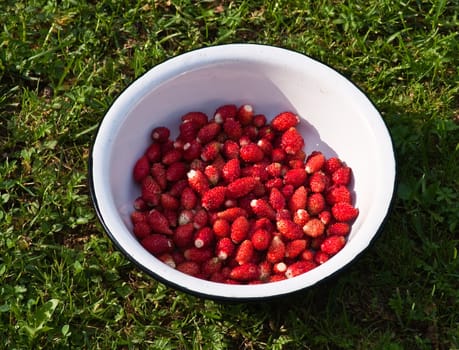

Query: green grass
left=1, top=0, right=458, bottom=348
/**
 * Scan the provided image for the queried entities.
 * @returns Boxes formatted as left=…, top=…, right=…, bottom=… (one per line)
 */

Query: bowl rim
left=88, top=43, right=397, bottom=301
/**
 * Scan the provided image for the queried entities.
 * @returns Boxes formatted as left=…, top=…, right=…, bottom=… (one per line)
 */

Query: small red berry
left=197, top=122, right=221, bottom=144
left=271, top=111, right=300, bottom=132
left=251, top=229, right=272, bottom=251
left=229, top=263, right=259, bottom=281
left=141, top=234, right=174, bottom=255
left=240, top=143, right=264, bottom=163
left=305, top=151, right=326, bottom=174
left=133, top=155, right=150, bottom=183
left=332, top=166, right=352, bottom=185
left=151, top=126, right=170, bottom=143
left=231, top=216, right=250, bottom=244
left=214, top=104, right=237, bottom=123
left=331, top=202, right=359, bottom=222
left=280, top=127, right=304, bottom=155
left=276, top=219, right=303, bottom=240
left=285, top=261, right=316, bottom=278
left=302, top=218, right=325, bottom=238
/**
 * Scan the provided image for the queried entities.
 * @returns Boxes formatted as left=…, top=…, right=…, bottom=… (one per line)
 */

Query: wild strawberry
left=251, top=229, right=271, bottom=251
left=166, top=162, right=188, bottom=182
left=160, top=193, right=180, bottom=210
left=133, top=197, right=147, bottom=211
left=192, top=208, right=209, bottom=229
left=253, top=217, right=275, bottom=233
left=158, top=253, right=176, bottom=268
left=162, top=149, right=183, bottom=165
left=187, top=169, right=209, bottom=195
left=133, top=155, right=150, bottom=183
left=204, top=165, right=220, bottom=185
left=197, top=122, right=221, bottom=144
left=178, top=209, right=194, bottom=226
left=181, top=111, right=208, bottom=126
left=227, top=177, right=258, bottom=198
left=150, top=162, right=167, bottom=189
left=285, top=239, right=308, bottom=259
left=182, top=140, right=202, bottom=161
left=281, top=184, right=295, bottom=199
left=302, top=218, right=325, bottom=238
left=314, top=251, right=330, bottom=265
left=257, top=138, right=273, bottom=155
left=194, top=227, right=214, bottom=248
left=201, top=186, right=226, bottom=211
left=164, top=209, right=178, bottom=227
left=332, top=166, right=352, bottom=185
left=307, top=193, right=326, bottom=215
left=215, top=237, right=235, bottom=260
left=179, top=120, right=200, bottom=142
left=183, top=247, right=213, bottom=262
left=237, top=104, right=254, bottom=125
left=239, top=143, right=264, bottom=163
left=326, top=185, right=352, bottom=205
left=141, top=176, right=161, bottom=206
left=173, top=223, right=194, bottom=248
left=213, top=218, right=230, bottom=238
left=267, top=235, right=286, bottom=263
left=235, top=239, right=254, bottom=265
left=331, top=202, right=359, bottom=222
left=266, top=162, right=282, bottom=177
left=229, top=263, right=259, bottom=281
left=293, top=208, right=310, bottom=226
left=271, top=148, right=286, bottom=162
left=250, top=199, right=276, bottom=220
left=160, top=139, right=174, bottom=154
left=151, top=126, right=170, bottom=143
left=180, top=187, right=197, bottom=210
left=276, top=208, right=292, bottom=221
left=301, top=249, right=315, bottom=261
left=284, top=168, right=307, bottom=188
left=222, top=140, right=240, bottom=159
left=145, top=142, right=161, bottom=163
left=318, top=210, right=332, bottom=225
left=223, top=118, right=243, bottom=141
left=169, top=179, right=188, bottom=197
left=131, top=210, right=147, bottom=224
left=222, top=158, right=241, bottom=183
left=269, top=274, right=287, bottom=282
left=276, top=219, right=303, bottom=240
left=271, top=111, right=300, bottom=131
left=309, top=171, right=329, bottom=193
left=141, top=234, right=174, bottom=255
left=231, top=216, right=250, bottom=244
left=133, top=221, right=151, bottom=239
left=324, top=157, right=343, bottom=174
left=147, top=209, right=173, bottom=235
left=288, top=159, right=304, bottom=169
left=268, top=187, right=286, bottom=211
left=327, top=222, right=350, bottom=236
left=310, top=235, right=325, bottom=250
left=201, top=257, right=222, bottom=277
left=176, top=261, right=200, bottom=277
left=217, top=207, right=247, bottom=221
left=258, top=260, right=272, bottom=282
left=285, top=261, right=316, bottom=278
left=252, top=114, right=267, bottom=127
left=214, top=104, right=237, bottom=123
left=201, top=141, right=221, bottom=162
left=289, top=185, right=307, bottom=213
left=242, top=163, right=269, bottom=182
left=280, top=127, right=304, bottom=155
left=265, top=177, right=283, bottom=190
left=305, top=151, right=326, bottom=174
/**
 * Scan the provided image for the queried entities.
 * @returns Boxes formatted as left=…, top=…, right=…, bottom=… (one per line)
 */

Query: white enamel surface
left=91, top=44, right=395, bottom=299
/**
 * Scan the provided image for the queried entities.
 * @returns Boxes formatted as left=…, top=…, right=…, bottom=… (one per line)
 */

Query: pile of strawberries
left=130, top=104, right=359, bottom=284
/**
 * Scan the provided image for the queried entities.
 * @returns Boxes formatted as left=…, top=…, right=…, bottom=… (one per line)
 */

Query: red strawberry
left=327, top=222, right=350, bottom=236
left=145, top=142, right=161, bottom=163
left=241, top=163, right=269, bottom=182
left=192, top=208, right=209, bottom=229
left=302, top=218, right=325, bottom=238
left=253, top=217, right=275, bottom=233
left=307, top=192, right=326, bottom=215
left=201, top=141, right=221, bottom=162
left=276, top=208, right=292, bottom=221
left=181, top=111, right=208, bottom=126
left=201, top=257, right=222, bottom=277
left=141, top=234, right=174, bottom=255
left=178, top=209, right=194, bottom=226
left=169, top=179, right=188, bottom=197
left=133, top=155, right=150, bottom=183
left=150, top=162, right=167, bottom=190
left=252, top=114, right=267, bottom=127
left=237, top=104, right=254, bottom=125
left=204, top=165, right=220, bottom=185
left=230, top=216, right=250, bottom=244
left=141, top=176, right=161, bottom=206
left=227, top=177, right=258, bottom=198
left=271, top=148, right=286, bottom=162
left=147, top=209, right=173, bottom=235
left=309, top=171, right=329, bottom=193
left=271, top=111, right=300, bottom=131
left=194, top=227, right=214, bottom=248
left=173, top=223, right=195, bottom=248
left=258, top=260, right=272, bottom=282
left=161, top=148, right=182, bottom=165
left=265, top=177, right=283, bottom=190
left=305, top=151, right=326, bottom=174
left=229, top=263, right=259, bottom=281
left=331, top=202, right=359, bottom=222
left=133, top=221, right=151, bottom=239
left=288, top=159, right=304, bottom=169
left=239, top=143, right=264, bottom=163
left=223, top=118, right=243, bottom=141
left=289, top=185, right=307, bottom=213
left=164, top=209, right=178, bottom=227
left=284, top=168, right=307, bottom=188
left=323, top=157, right=343, bottom=174
left=176, top=261, right=201, bottom=277
left=201, top=186, right=226, bottom=211
left=332, top=166, right=352, bottom=185
left=133, top=197, right=147, bottom=211
left=222, top=140, right=240, bottom=159
left=318, top=210, right=332, bottom=226
left=158, top=253, right=176, bottom=268
left=266, top=162, right=282, bottom=177
left=320, top=235, right=346, bottom=255
left=285, top=239, right=308, bottom=259
left=280, top=127, right=304, bottom=155
left=151, top=126, right=170, bottom=143
left=281, top=184, right=295, bottom=199
left=301, top=249, right=315, bottom=261
left=276, top=219, right=303, bottom=240
left=182, top=140, right=202, bottom=161
left=285, top=261, right=316, bottom=278
left=257, top=138, right=273, bottom=155
left=166, top=162, right=188, bottom=182
left=131, top=211, right=147, bottom=224
left=160, top=193, right=180, bottom=210
left=197, top=122, right=221, bottom=144
left=180, top=187, right=198, bottom=210
left=326, top=185, right=352, bottom=205
left=187, top=169, right=209, bottom=195
left=217, top=207, right=247, bottom=221
left=213, top=218, right=231, bottom=238
left=267, top=235, right=286, bottom=263
left=314, top=251, right=330, bottom=265
left=214, top=104, right=237, bottom=123
left=235, top=239, right=254, bottom=265
left=269, top=187, right=286, bottom=211
left=222, top=158, right=241, bottom=183
left=183, top=247, right=213, bottom=262
left=179, top=120, right=200, bottom=142
left=251, top=229, right=272, bottom=251
left=293, top=208, right=310, bottom=226
left=250, top=199, right=276, bottom=220
left=215, top=237, right=235, bottom=260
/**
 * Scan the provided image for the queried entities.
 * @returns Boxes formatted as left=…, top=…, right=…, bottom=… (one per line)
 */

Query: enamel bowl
left=89, top=44, right=396, bottom=301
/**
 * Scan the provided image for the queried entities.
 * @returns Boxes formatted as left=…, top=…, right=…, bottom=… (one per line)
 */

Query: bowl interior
left=91, top=44, right=395, bottom=300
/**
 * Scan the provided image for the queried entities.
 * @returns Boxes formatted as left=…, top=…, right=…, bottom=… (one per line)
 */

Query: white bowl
left=89, top=44, right=396, bottom=300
